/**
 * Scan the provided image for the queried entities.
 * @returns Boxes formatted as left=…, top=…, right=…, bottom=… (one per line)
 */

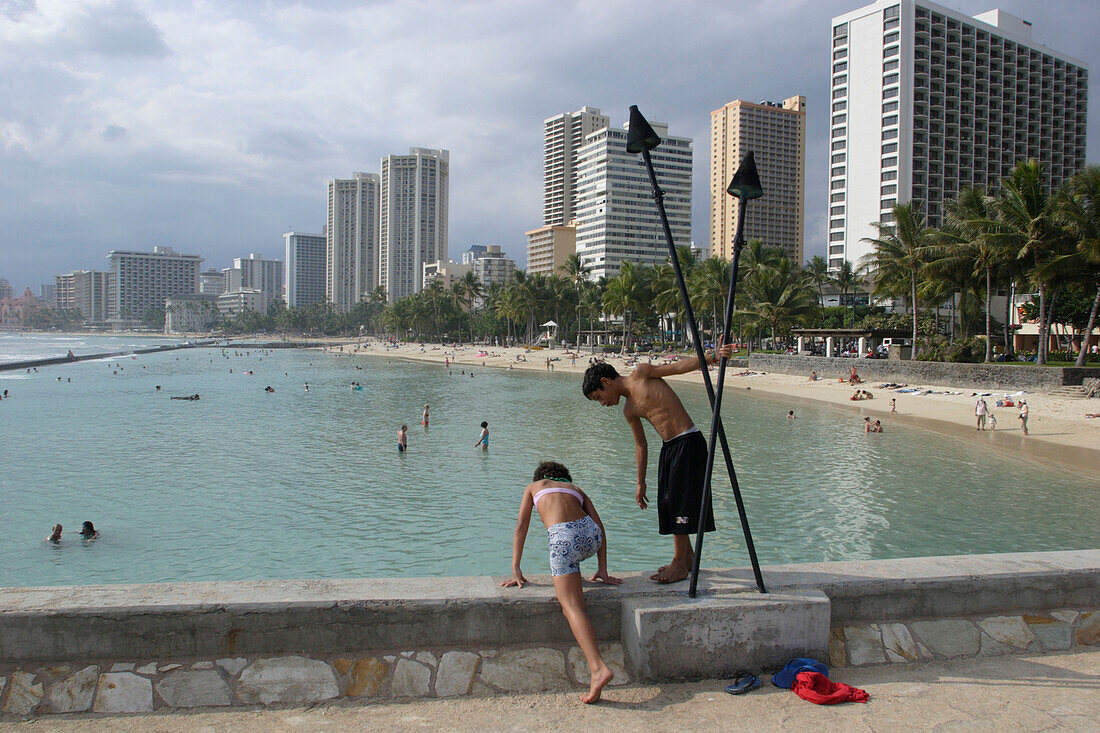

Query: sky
left=1, top=0, right=1098, bottom=293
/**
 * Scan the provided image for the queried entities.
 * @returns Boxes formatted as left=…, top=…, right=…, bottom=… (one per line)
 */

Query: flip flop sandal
left=725, top=671, right=762, bottom=695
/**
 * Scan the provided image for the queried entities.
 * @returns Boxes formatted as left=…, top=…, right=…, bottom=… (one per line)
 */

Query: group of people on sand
left=850, top=389, right=874, bottom=401
left=976, top=396, right=1029, bottom=435
left=499, top=339, right=734, bottom=703
left=46, top=521, right=99, bottom=542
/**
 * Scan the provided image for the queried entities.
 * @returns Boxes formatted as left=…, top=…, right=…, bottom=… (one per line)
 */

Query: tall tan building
left=525, top=224, right=576, bottom=276
left=710, top=95, right=806, bottom=263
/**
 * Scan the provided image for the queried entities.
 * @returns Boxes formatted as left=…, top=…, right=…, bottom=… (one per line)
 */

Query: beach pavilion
left=790, top=327, right=913, bottom=358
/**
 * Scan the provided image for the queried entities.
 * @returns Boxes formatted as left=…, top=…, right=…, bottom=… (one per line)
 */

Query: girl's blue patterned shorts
left=547, top=515, right=603, bottom=576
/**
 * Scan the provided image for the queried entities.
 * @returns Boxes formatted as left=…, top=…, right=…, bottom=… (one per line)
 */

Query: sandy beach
left=319, top=339, right=1100, bottom=476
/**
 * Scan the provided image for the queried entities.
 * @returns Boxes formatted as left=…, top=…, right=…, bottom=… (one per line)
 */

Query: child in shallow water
left=501, top=461, right=622, bottom=703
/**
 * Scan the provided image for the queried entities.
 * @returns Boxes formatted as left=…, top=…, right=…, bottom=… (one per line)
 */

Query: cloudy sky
left=1, top=0, right=1097, bottom=292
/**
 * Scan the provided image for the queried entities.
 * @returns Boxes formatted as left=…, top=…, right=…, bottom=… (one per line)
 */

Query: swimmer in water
left=398, top=424, right=408, bottom=452
left=47, top=524, right=62, bottom=542
left=422, top=404, right=429, bottom=427
left=79, top=521, right=100, bottom=539
left=475, top=421, right=489, bottom=450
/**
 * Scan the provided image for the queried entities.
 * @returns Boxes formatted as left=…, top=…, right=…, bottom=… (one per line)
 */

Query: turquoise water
left=1, top=336, right=1097, bottom=588
left=0, top=332, right=187, bottom=364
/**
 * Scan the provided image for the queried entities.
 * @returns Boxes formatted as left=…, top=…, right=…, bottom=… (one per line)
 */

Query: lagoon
left=1, top=335, right=1097, bottom=588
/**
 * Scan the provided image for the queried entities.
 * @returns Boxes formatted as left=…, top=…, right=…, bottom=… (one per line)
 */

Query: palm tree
left=830, top=260, right=860, bottom=329
left=1055, top=165, right=1100, bottom=365
left=987, top=160, right=1069, bottom=364
left=928, top=188, right=1008, bottom=360
left=603, top=262, right=646, bottom=352
left=745, top=257, right=816, bottom=346
left=804, top=255, right=831, bottom=326
left=689, top=257, right=730, bottom=343
left=862, top=203, right=931, bottom=357
left=453, top=270, right=483, bottom=344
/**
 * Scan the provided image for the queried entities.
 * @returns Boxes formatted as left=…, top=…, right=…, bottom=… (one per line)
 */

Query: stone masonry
left=1, top=610, right=1096, bottom=718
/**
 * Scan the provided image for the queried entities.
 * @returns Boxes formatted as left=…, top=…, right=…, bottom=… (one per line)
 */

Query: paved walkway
left=4, top=649, right=1097, bottom=731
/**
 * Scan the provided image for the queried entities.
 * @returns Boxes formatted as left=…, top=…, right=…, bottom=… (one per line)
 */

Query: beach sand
left=320, top=339, right=1100, bottom=475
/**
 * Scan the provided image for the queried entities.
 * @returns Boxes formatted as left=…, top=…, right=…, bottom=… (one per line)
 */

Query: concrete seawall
left=746, top=353, right=1100, bottom=391
left=1, top=551, right=1097, bottom=716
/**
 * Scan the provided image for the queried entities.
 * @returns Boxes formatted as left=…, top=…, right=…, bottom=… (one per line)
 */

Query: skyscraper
left=284, top=232, right=327, bottom=308
left=573, top=118, right=692, bottom=280
left=327, top=172, right=380, bottom=311
left=543, top=107, right=609, bottom=226
left=710, top=96, right=806, bottom=263
left=106, top=246, right=202, bottom=328
left=231, top=253, right=284, bottom=307
left=830, top=1, right=1088, bottom=269
left=379, top=148, right=449, bottom=302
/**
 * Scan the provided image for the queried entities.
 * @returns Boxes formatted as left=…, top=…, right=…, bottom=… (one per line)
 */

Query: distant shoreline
left=326, top=339, right=1100, bottom=477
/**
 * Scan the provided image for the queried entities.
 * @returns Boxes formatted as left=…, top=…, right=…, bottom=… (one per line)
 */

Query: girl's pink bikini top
left=532, top=487, right=583, bottom=510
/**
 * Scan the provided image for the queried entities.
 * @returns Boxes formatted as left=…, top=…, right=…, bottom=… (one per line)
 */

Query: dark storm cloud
left=0, top=0, right=1097, bottom=292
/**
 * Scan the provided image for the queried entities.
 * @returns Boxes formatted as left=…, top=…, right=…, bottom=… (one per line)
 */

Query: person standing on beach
left=890, top=398, right=896, bottom=414
left=582, top=339, right=733, bottom=584
left=975, top=397, right=988, bottom=430
left=1019, top=400, right=1029, bottom=435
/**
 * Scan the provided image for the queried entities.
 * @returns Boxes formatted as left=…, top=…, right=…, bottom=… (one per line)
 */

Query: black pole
left=689, top=193, right=751, bottom=598
left=638, top=147, right=766, bottom=596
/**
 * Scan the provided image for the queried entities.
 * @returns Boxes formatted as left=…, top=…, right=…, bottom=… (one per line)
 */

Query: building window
left=830, top=232, right=845, bottom=241
left=882, top=142, right=898, bottom=153
left=831, top=153, right=847, bottom=163
left=884, top=59, right=900, bottom=71
left=882, top=129, right=898, bottom=140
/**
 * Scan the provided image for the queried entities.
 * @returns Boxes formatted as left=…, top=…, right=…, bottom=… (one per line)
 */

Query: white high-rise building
left=829, top=1, right=1088, bottom=269
left=105, top=246, right=202, bottom=328
left=199, top=268, right=226, bottom=296
left=284, top=232, right=327, bottom=308
left=379, top=148, right=449, bottom=302
left=574, top=118, right=692, bottom=280
left=327, top=172, right=380, bottom=311
left=231, top=253, right=284, bottom=307
left=543, top=106, right=609, bottom=226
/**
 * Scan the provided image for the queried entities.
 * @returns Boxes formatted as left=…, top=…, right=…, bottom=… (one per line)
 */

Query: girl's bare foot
left=582, top=664, right=614, bottom=703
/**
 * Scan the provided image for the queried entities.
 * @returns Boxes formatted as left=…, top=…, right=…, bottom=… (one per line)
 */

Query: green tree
left=1055, top=165, right=1100, bottom=365
left=862, top=202, right=931, bottom=356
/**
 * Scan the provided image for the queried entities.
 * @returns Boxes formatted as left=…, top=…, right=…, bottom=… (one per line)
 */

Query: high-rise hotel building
left=574, top=118, right=692, bottom=280
left=284, top=231, right=327, bottom=308
left=710, top=96, right=806, bottom=263
left=327, top=172, right=380, bottom=311
left=105, top=246, right=202, bottom=327
left=543, top=107, right=609, bottom=226
left=829, top=1, right=1088, bottom=269
left=380, top=148, right=449, bottom=302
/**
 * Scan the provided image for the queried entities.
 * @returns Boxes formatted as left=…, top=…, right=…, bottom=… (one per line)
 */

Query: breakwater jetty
left=0, top=339, right=326, bottom=372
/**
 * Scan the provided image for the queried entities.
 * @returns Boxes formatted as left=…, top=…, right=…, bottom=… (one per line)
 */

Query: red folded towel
left=792, top=671, right=870, bottom=704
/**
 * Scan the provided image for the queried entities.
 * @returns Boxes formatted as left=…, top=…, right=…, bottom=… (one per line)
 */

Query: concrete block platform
left=622, top=591, right=829, bottom=680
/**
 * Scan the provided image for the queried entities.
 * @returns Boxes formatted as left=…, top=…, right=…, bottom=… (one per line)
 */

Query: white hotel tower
left=573, top=119, right=692, bottom=280
left=828, top=1, right=1088, bottom=269
left=380, top=148, right=449, bottom=302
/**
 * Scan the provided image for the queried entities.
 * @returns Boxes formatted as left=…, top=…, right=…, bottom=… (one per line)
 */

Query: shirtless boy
left=582, top=340, right=733, bottom=583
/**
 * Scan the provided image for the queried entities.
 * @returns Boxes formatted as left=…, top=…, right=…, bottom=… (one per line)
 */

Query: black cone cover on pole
left=626, top=105, right=662, bottom=153
left=727, top=151, right=764, bottom=200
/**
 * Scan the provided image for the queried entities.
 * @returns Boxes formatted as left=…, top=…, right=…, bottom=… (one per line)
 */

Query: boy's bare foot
left=582, top=664, right=614, bottom=703
left=650, top=560, right=691, bottom=583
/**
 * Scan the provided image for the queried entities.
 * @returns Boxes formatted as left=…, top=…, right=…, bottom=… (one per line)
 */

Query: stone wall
left=2, top=550, right=1097, bottom=717
left=746, top=353, right=1100, bottom=391
left=0, top=644, right=632, bottom=715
